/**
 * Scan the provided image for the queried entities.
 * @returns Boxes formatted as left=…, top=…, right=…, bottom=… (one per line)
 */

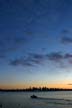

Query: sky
left=0, top=0, right=72, bottom=89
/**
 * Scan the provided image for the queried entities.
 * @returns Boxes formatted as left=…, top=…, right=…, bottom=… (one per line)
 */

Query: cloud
left=47, top=52, right=72, bottom=67
left=0, top=36, right=28, bottom=58
left=10, top=53, right=46, bottom=67
left=61, top=37, right=72, bottom=44
left=9, top=52, right=62, bottom=67
left=9, top=52, right=72, bottom=68
left=61, top=29, right=70, bottom=34
left=10, top=58, right=33, bottom=67
left=46, top=52, right=66, bottom=68
left=28, top=53, right=46, bottom=65
left=29, top=53, right=45, bottom=60
left=47, top=52, right=72, bottom=62
left=47, top=52, right=63, bottom=62
left=64, top=53, right=72, bottom=65
left=68, top=83, right=72, bottom=85
left=64, top=54, right=72, bottom=59
left=0, top=35, right=33, bottom=61
left=60, top=29, right=72, bottom=44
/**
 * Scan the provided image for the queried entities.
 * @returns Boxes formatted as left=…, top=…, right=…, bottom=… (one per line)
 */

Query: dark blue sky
left=0, top=0, right=72, bottom=89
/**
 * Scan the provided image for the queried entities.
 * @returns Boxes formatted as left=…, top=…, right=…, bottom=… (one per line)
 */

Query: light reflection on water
left=0, top=91, right=72, bottom=108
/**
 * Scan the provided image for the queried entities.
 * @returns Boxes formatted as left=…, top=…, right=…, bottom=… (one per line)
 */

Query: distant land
left=0, top=87, right=72, bottom=92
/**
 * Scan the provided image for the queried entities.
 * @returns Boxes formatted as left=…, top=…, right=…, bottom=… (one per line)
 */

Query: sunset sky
left=0, top=0, right=72, bottom=89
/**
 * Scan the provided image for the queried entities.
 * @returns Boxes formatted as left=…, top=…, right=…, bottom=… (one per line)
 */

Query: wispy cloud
left=0, top=36, right=28, bottom=59
left=47, top=52, right=72, bottom=64
left=47, top=52, right=63, bottom=62
left=68, top=83, right=72, bottom=85
left=28, top=53, right=46, bottom=65
left=29, top=53, right=45, bottom=60
left=10, top=53, right=46, bottom=67
left=64, top=54, right=72, bottom=59
left=60, top=28, right=72, bottom=44
left=61, top=29, right=70, bottom=34
left=61, top=36, right=72, bottom=44
left=9, top=52, right=72, bottom=67
left=10, top=58, right=33, bottom=67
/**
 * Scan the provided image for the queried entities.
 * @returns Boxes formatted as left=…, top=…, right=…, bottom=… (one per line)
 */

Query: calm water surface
left=0, top=91, right=72, bottom=108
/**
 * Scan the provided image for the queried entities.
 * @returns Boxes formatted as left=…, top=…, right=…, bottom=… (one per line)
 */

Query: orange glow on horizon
left=0, top=83, right=72, bottom=89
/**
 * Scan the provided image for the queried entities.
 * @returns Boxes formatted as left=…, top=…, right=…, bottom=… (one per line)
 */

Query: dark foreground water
left=0, top=91, right=72, bottom=108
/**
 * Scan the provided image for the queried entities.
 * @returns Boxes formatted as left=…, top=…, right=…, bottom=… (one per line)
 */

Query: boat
left=30, top=95, right=38, bottom=99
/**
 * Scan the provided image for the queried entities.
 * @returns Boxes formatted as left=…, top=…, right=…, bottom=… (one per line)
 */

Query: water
left=0, top=91, right=72, bottom=108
